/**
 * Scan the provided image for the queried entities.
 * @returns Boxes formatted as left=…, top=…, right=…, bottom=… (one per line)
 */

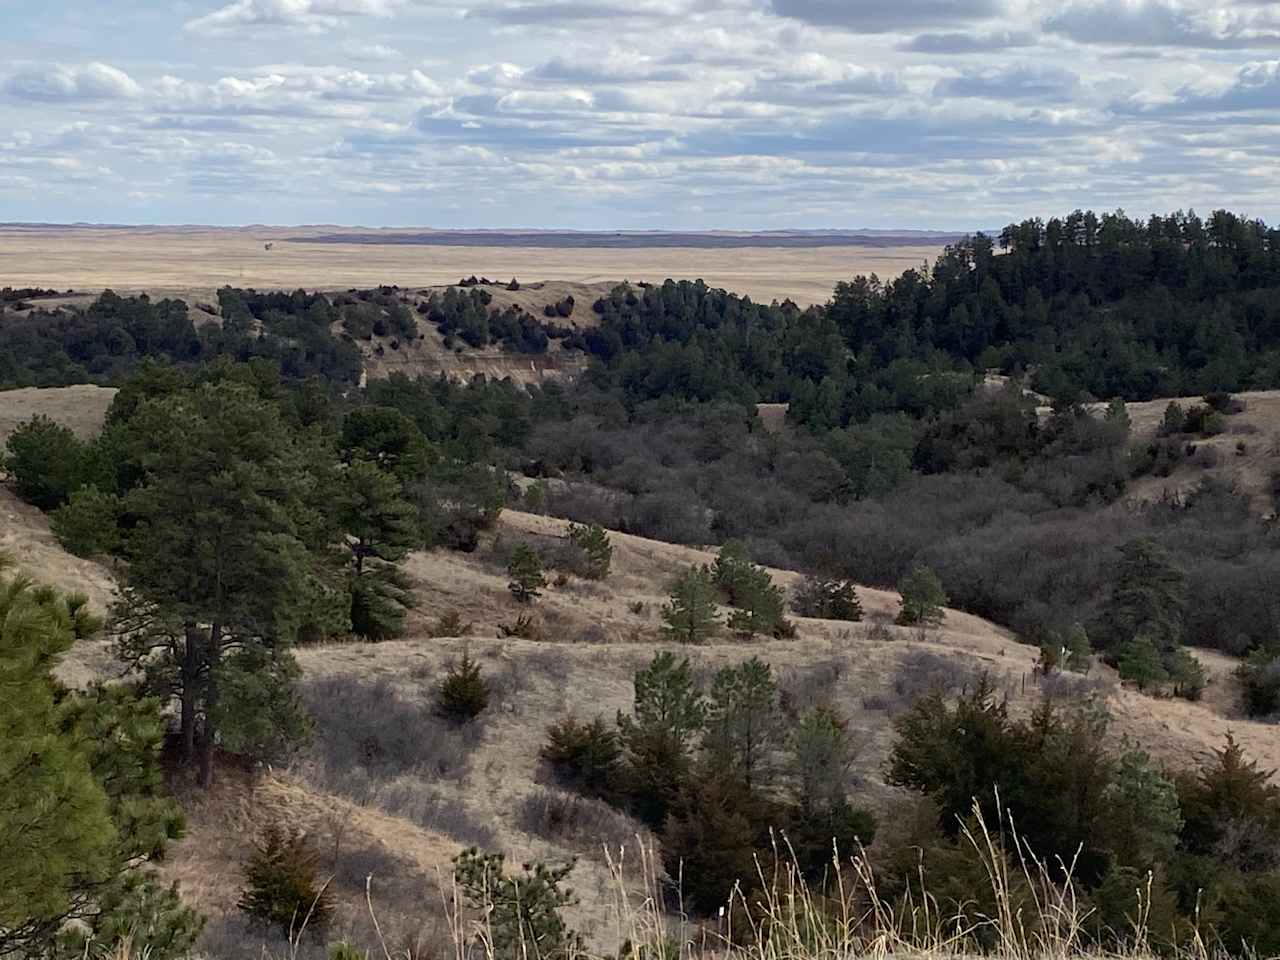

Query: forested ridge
left=5, top=208, right=1280, bottom=959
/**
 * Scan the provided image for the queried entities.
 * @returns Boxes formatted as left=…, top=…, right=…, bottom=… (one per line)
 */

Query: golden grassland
left=4, top=387, right=1280, bottom=957
left=0, top=226, right=942, bottom=309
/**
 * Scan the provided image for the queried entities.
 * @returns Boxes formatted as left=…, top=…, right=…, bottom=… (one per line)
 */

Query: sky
left=0, top=0, right=1277, bottom=229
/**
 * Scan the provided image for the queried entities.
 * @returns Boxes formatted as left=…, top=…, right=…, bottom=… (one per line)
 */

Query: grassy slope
left=5, top=384, right=1280, bottom=954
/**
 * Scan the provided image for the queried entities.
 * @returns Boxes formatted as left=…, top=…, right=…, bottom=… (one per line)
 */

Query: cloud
left=1044, top=0, right=1280, bottom=48
left=1118, top=59, right=1280, bottom=113
left=342, top=42, right=405, bottom=62
left=4, top=62, right=142, bottom=101
left=769, top=0, right=1004, bottom=32
left=900, top=30, right=1037, bottom=53
left=185, top=0, right=398, bottom=34
left=531, top=56, right=690, bottom=83
left=935, top=65, right=1081, bottom=101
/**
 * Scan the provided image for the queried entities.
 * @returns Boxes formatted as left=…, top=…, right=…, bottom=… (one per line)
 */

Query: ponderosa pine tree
left=702, top=657, right=783, bottom=794
left=1095, top=538, right=1186, bottom=659
left=896, top=565, right=948, bottom=627
left=661, top=565, right=720, bottom=644
left=120, top=381, right=316, bottom=786
left=0, top=558, right=197, bottom=957
left=508, top=542, right=547, bottom=603
left=616, top=652, right=706, bottom=827
left=566, top=521, right=612, bottom=580
left=334, top=459, right=417, bottom=640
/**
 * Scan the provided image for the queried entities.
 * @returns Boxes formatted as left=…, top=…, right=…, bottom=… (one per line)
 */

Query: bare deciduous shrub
left=517, top=786, right=648, bottom=860
left=865, top=620, right=895, bottom=643
left=1036, top=669, right=1112, bottom=701
left=779, top=658, right=844, bottom=716
left=576, top=623, right=609, bottom=644
left=375, top=780, right=495, bottom=848
left=498, top=613, right=543, bottom=640
left=429, top=610, right=471, bottom=637
left=301, top=676, right=481, bottom=789
left=863, top=650, right=980, bottom=714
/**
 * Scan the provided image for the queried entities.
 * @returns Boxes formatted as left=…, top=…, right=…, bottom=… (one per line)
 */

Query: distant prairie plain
left=0, top=224, right=951, bottom=307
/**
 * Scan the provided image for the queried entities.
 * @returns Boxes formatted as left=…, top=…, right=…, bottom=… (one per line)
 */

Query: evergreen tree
left=2, top=414, right=91, bottom=510
left=0, top=560, right=195, bottom=957
left=436, top=652, right=491, bottom=724
left=616, top=652, right=706, bottom=828
left=792, top=576, right=863, bottom=621
left=49, top=484, right=121, bottom=557
left=566, top=522, right=612, bottom=580
left=1117, top=634, right=1169, bottom=690
left=120, top=381, right=316, bottom=786
left=703, top=657, right=784, bottom=794
left=660, top=565, right=721, bottom=644
left=239, top=825, right=332, bottom=935
left=896, top=566, right=948, bottom=627
left=1095, top=538, right=1186, bottom=659
left=453, top=849, right=581, bottom=960
left=726, top=566, right=786, bottom=638
left=334, top=459, right=417, bottom=640
left=507, top=542, right=547, bottom=603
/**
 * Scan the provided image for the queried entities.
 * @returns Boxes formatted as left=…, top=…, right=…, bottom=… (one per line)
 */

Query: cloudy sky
left=2, top=0, right=1278, bottom=229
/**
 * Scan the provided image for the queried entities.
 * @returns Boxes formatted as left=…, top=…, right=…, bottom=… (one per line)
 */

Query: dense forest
left=5, top=208, right=1280, bottom=958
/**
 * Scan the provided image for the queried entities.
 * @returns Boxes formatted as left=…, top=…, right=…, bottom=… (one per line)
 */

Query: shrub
left=238, top=824, right=333, bottom=935
left=435, top=652, right=490, bottom=724
left=792, top=576, right=863, bottom=621
left=541, top=715, right=620, bottom=798
left=430, top=610, right=472, bottom=637
left=507, top=542, right=546, bottom=603
left=498, top=613, right=543, bottom=640
left=896, top=566, right=947, bottom=627
left=516, top=787, right=646, bottom=859
left=1159, top=402, right=1186, bottom=436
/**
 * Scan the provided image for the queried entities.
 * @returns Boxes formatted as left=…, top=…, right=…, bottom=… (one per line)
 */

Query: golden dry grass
left=0, top=226, right=941, bottom=309
left=0, top=384, right=117, bottom=445
left=5, top=386, right=1278, bottom=955
left=1114, top=390, right=1280, bottom=514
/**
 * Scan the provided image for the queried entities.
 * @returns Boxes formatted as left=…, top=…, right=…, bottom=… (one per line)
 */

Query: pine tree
left=616, top=652, right=706, bottom=827
left=792, top=576, right=863, bottom=621
left=49, top=484, right=121, bottom=557
left=1096, top=538, right=1186, bottom=656
left=436, top=652, right=491, bottom=723
left=0, top=559, right=195, bottom=957
left=566, top=522, right=612, bottom=580
left=661, top=565, right=721, bottom=644
left=239, top=825, right=332, bottom=935
left=453, top=849, right=581, bottom=960
left=507, top=542, right=547, bottom=603
left=120, top=381, right=316, bottom=787
left=334, top=459, right=417, bottom=640
left=703, top=657, right=783, bottom=794
left=2, top=414, right=90, bottom=510
left=1117, top=634, right=1168, bottom=690
left=896, top=566, right=948, bottom=627
left=726, top=568, right=786, bottom=638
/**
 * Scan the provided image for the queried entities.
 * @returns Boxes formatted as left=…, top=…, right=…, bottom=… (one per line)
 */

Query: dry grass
left=0, top=226, right=942, bottom=309
left=1062, top=390, right=1280, bottom=515
left=0, top=383, right=117, bottom=446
